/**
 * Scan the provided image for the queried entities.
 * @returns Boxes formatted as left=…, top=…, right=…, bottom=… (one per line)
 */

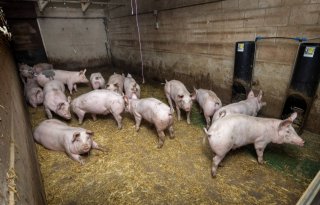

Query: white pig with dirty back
left=106, top=72, right=125, bottom=94
left=33, top=63, right=53, bottom=74
left=90, top=72, right=106, bottom=90
left=71, top=89, right=125, bottom=128
left=43, top=80, right=71, bottom=120
left=124, top=73, right=141, bottom=99
left=124, top=97, right=174, bottom=148
left=211, top=90, right=266, bottom=123
left=164, top=80, right=195, bottom=124
left=36, top=69, right=89, bottom=94
left=33, top=119, right=103, bottom=164
left=203, top=112, right=304, bottom=177
left=194, top=88, right=222, bottom=128
left=24, top=77, right=44, bottom=108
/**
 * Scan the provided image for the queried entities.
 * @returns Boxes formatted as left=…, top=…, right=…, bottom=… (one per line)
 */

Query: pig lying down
left=124, top=97, right=174, bottom=148
left=203, top=112, right=304, bottom=177
left=90, top=72, right=106, bottom=90
left=164, top=80, right=195, bottom=124
left=33, top=119, right=103, bottom=164
left=194, top=88, right=222, bottom=128
left=71, top=90, right=125, bottom=128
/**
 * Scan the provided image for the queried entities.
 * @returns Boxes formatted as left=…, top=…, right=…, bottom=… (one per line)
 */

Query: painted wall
left=36, top=7, right=110, bottom=69
left=107, top=0, right=320, bottom=133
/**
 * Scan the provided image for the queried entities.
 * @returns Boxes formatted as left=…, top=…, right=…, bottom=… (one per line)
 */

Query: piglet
left=90, top=72, right=106, bottom=90
left=71, top=90, right=125, bottom=128
left=124, top=73, right=141, bottom=99
left=33, top=119, right=103, bottom=164
left=194, top=88, right=222, bottom=128
left=212, top=90, right=266, bottom=123
left=203, top=112, right=304, bottom=177
left=19, top=63, right=34, bottom=84
left=124, top=97, right=174, bottom=148
left=43, top=80, right=72, bottom=120
left=106, top=72, right=125, bottom=94
left=24, top=77, right=44, bottom=108
left=164, top=80, right=195, bottom=124
left=36, top=69, right=89, bottom=94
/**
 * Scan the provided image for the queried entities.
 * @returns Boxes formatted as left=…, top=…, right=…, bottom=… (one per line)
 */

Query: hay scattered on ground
left=28, top=69, right=319, bottom=205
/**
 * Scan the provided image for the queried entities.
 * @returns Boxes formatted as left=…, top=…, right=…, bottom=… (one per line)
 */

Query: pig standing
left=33, top=119, right=103, bottom=164
left=194, top=88, right=222, bottom=128
left=124, top=97, right=174, bottom=148
left=36, top=69, right=89, bottom=94
left=43, top=80, right=72, bottom=120
left=90, top=72, right=106, bottom=90
left=164, top=80, right=195, bottom=124
left=33, top=63, right=53, bottom=74
left=124, top=73, right=141, bottom=99
left=24, top=77, right=44, bottom=108
left=203, top=112, right=304, bottom=177
left=106, top=72, right=125, bottom=94
left=71, top=90, right=125, bottom=128
left=211, top=90, right=266, bottom=123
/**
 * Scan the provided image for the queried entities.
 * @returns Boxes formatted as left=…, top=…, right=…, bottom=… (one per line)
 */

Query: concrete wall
left=36, top=7, right=110, bottom=69
left=0, top=35, right=46, bottom=205
left=107, top=0, right=320, bottom=133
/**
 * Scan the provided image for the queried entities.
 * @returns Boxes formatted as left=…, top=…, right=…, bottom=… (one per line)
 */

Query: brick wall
left=107, top=0, right=320, bottom=133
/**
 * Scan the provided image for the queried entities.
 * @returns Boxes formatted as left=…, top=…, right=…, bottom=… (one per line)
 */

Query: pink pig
left=106, top=72, right=125, bottom=94
left=33, top=63, right=53, bottom=74
left=90, top=72, right=106, bottom=90
left=203, top=112, right=304, bottom=177
left=43, top=80, right=72, bottom=120
left=24, top=77, right=44, bottom=108
left=124, top=73, right=141, bottom=99
left=124, top=97, right=174, bottom=148
left=33, top=119, right=103, bottom=164
left=164, top=80, right=195, bottom=124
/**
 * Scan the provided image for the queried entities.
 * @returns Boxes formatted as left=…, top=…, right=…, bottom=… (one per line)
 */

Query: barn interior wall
left=107, top=0, right=320, bottom=133
left=35, top=6, right=110, bottom=69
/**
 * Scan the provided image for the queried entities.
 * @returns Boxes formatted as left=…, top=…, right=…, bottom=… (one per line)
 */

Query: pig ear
left=247, top=90, right=255, bottom=99
left=190, top=92, right=196, bottom=100
left=67, top=96, right=71, bottom=103
left=86, top=130, right=94, bottom=135
left=83, top=69, right=87, bottom=74
left=193, top=87, right=198, bottom=93
left=279, top=119, right=292, bottom=130
left=288, top=112, right=297, bottom=121
left=72, top=132, right=81, bottom=142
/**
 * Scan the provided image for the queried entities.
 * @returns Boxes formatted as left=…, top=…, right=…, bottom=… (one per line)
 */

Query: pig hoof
left=211, top=171, right=217, bottom=178
left=157, top=143, right=164, bottom=149
left=169, top=135, right=175, bottom=139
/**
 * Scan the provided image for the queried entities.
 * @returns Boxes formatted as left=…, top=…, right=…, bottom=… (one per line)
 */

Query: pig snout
left=81, top=143, right=91, bottom=152
left=293, top=137, right=305, bottom=147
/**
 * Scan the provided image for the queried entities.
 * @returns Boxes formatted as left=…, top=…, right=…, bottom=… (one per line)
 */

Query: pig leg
left=44, top=106, right=53, bottom=119
left=67, top=82, right=73, bottom=95
left=134, top=113, right=142, bottom=131
left=165, top=93, right=175, bottom=113
left=211, top=154, right=225, bottom=177
left=66, top=151, right=84, bottom=165
left=75, top=110, right=85, bottom=124
left=254, top=143, right=266, bottom=164
left=176, top=105, right=181, bottom=121
left=157, top=130, right=165, bottom=148
left=73, top=84, right=77, bottom=92
left=111, top=113, right=122, bottom=129
left=92, top=140, right=105, bottom=152
left=168, top=126, right=175, bottom=139
left=205, top=115, right=211, bottom=129
left=186, top=111, right=191, bottom=124
left=91, top=114, right=97, bottom=121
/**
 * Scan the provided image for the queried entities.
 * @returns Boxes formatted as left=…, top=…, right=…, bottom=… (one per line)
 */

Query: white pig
left=211, top=90, right=266, bottom=123
left=36, top=69, right=89, bottom=94
left=90, top=72, right=106, bottom=90
left=106, top=72, right=125, bottom=94
left=19, top=63, right=34, bottom=84
left=203, top=112, right=304, bottom=177
left=164, top=80, right=195, bottom=124
left=33, top=119, right=103, bottom=164
left=71, top=90, right=125, bottom=128
left=33, top=63, right=53, bottom=74
left=43, top=80, right=71, bottom=120
left=124, top=73, right=141, bottom=99
left=124, top=97, right=174, bottom=148
left=24, top=77, right=44, bottom=108
left=194, top=88, right=222, bottom=128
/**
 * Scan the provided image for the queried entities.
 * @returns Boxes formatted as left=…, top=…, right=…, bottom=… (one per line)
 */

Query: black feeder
left=231, top=41, right=256, bottom=102
left=281, top=43, right=320, bottom=134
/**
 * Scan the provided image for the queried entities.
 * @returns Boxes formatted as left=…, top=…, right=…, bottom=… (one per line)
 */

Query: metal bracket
left=81, top=1, right=91, bottom=13
left=38, top=0, right=49, bottom=13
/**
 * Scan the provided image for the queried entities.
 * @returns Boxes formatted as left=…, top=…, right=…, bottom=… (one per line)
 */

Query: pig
left=124, top=73, right=141, bottom=99
left=211, top=90, right=266, bottom=123
left=36, top=69, right=89, bottom=94
left=90, top=72, right=106, bottom=90
left=33, top=119, right=103, bottom=164
left=19, top=63, right=34, bottom=84
left=71, top=90, right=125, bottom=128
left=106, top=72, right=125, bottom=94
left=124, top=97, right=174, bottom=148
left=24, top=77, right=44, bottom=108
left=203, top=112, right=304, bottom=177
left=194, top=88, right=222, bottom=128
left=33, top=63, right=53, bottom=74
left=43, top=80, right=72, bottom=120
left=164, top=80, right=195, bottom=124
